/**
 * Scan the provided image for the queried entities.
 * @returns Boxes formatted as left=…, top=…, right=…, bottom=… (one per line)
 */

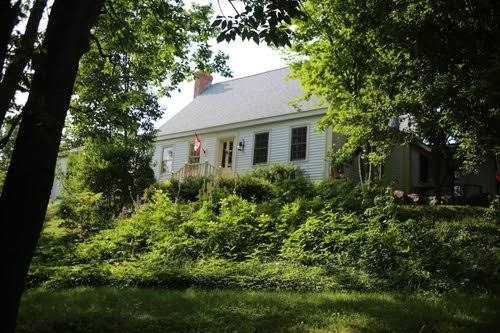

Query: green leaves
left=69, top=0, right=231, bottom=142
left=288, top=0, right=500, bottom=175
left=212, top=0, right=301, bottom=47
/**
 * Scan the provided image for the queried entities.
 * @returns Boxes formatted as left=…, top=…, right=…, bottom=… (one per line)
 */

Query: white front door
left=220, top=139, right=234, bottom=175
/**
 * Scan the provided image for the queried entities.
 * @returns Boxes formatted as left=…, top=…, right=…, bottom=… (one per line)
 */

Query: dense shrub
left=234, top=175, right=274, bottom=202
left=61, top=138, right=155, bottom=219
left=313, top=179, right=363, bottom=212
left=247, top=163, right=314, bottom=201
left=484, top=196, right=500, bottom=223
left=282, top=191, right=500, bottom=291
left=192, top=195, right=264, bottom=260
left=165, top=176, right=211, bottom=202
left=247, top=163, right=305, bottom=182
left=31, top=171, right=500, bottom=293
left=58, top=191, right=111, bottom=239
left=76, top=191, right=182, bottom=263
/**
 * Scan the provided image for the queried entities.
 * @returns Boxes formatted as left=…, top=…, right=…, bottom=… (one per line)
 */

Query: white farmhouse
left=50, top=68, right=498, bottom=200
left=153, top=67, right=498, bottom=197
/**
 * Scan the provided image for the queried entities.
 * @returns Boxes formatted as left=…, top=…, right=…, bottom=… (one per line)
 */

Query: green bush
left=314, top=179, right=363, bottom=212
left=168, top=176, right=212, bottom=202
left=484, top=196, right=500, bottom=223
left=43, top=265, right=111, bottom=289
left=281, top=191, right=500, bottom=291
left=30, top=180, right=500, bottom=293
left=62, top=138, right=155, bottom=216
left=248, top=163, right=314, bottom=201
left=75, top=191, right=181, bottom=263
left=234, top=175, right=274, bottom=202
left=248, top=163, right=305, bottom=182
left=181, top=195, right=264, bottom=260
left=58, top=191, right=111, bottom=239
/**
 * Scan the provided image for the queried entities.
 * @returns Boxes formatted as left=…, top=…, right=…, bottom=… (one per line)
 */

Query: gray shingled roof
left=157, top=67, right=322, bottom=136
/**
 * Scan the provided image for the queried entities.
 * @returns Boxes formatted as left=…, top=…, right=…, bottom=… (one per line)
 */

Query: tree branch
left=0, top=112, right=22, bottom=150
left=0, top=0, right=47, bottom=130
left=90, top=34, right=115, bottom=64
left=228, top=0, right=240, bottom=17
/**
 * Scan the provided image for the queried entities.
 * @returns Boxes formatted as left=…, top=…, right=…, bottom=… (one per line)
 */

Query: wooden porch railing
left=171, top=161, right=221, bottom=182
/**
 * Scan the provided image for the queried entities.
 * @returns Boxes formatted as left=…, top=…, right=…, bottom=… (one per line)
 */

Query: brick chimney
left=193, top=70, right=213, bottom=98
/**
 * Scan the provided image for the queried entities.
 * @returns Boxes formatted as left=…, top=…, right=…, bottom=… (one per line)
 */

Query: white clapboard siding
left=234, top=129, right=254, bottom=174
left=153, top=115, right=328, bottom=181
left=302, top=124, right=327, bottom=180
left=173, top=141, right=189, bottom=171
left=234, top=115, right=327, bottom=180
left=199, top=135, right=216, bottom=165
left=269, top=125, right=289, bottom=163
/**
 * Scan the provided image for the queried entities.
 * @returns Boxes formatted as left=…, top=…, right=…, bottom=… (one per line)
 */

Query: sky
left=155, top=0, right=288, bottom=128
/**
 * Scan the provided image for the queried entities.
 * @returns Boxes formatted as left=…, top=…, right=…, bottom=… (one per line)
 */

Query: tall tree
left=0, top=0, right=21, bottom=81
left=287, top=0, right=500, bottom=187
left=0, top=1, right=104, bottom=331
left=288, top=0, right=401, bottom=182
left=0, top=0, right=229, bottom=331
left=215, top=0, right=500, bottom=186
left=68, top=0, right=230, bottom=143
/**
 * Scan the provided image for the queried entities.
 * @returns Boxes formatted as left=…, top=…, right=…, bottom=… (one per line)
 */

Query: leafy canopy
left=68, top=0, right=232, bottom=143
left=289, top=0, right=500, bottom=172
left=214, top=0, right=500, bottom=174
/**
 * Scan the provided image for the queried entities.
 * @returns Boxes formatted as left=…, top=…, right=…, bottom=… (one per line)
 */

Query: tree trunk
left=0, top=0, right=103, bottom=331
left=431, top=131, right=447, bottom=202
left=0, top=0, right=47, bottom=129
left=358, top=154, right=363, bottom=183
left=0, top=0, right=20, bottom=82
left=367, top=162, right=372, bottom=183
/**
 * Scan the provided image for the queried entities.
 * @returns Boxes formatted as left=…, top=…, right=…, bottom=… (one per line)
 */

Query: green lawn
left=18, top=288, right=500, bottom=333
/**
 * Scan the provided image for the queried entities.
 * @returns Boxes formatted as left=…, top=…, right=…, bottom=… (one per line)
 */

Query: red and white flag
left=194, top=133, right=201, bottom=156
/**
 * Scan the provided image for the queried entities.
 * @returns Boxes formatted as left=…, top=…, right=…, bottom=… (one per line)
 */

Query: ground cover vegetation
left=30, top=164, right=500, bottom=293
left=17, top=287, right=500, bottom=333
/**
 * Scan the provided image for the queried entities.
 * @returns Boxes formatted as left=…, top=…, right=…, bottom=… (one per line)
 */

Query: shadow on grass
left=18, top=287, right=500, bottom=333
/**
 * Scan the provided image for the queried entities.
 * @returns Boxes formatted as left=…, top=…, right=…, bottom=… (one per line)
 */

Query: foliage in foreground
left=18, top=287, right=500, bottom=333
left=33, top=164, right=500, bottom=293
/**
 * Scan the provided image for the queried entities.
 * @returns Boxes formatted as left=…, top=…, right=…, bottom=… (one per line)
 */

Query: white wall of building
left=153, top=115, right=328, bottom=181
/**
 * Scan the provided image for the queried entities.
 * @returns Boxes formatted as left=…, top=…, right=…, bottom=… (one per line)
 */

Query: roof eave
left=155, top=107, right=327, bottom=141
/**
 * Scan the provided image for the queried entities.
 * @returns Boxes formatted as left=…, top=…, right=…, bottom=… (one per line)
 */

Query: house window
left=253, top=132, right=269, bottom=165
left=290, top=126, right=307, bottom=161
left=419, top=153, right=430, bottom=182
left=161, top=147, right=174, bottom=175
left=188, top=142, right=200, bottom=164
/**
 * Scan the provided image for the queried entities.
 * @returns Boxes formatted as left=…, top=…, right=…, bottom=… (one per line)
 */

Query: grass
left=18, top=287, right=500, bottom=333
